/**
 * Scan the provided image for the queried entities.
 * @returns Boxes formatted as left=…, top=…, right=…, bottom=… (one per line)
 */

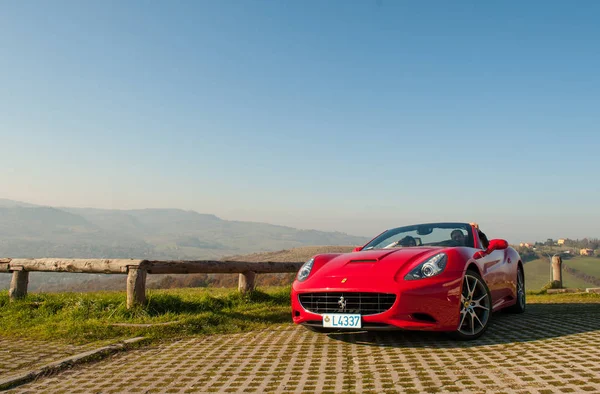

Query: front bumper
left=291, top=272, right=463, bottom=332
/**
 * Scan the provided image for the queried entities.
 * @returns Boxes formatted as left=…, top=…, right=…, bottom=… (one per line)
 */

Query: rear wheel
left=506, top=266, right=526, bottom=313
left=449, top=271, right=492, bottom=340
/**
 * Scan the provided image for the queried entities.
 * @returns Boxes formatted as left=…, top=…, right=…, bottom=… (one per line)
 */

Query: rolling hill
left=0, top=199, right=369, bottom=260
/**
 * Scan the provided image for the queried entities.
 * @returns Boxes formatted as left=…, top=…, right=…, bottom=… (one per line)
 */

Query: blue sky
left=1, top=1, right=599, bottom=242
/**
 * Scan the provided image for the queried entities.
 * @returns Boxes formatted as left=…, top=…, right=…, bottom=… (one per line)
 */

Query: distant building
left=557, top=239, right=565, bottom=245
left=580, top=248, right=595, bottom=256
left=519, top=242, right=534, bottom=248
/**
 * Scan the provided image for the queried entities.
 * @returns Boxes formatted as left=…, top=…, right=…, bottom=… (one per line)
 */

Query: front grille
left=298, top=292, right=396, bottom=316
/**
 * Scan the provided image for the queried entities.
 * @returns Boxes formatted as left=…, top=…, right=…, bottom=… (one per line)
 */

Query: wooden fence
left=0, top=258, right=303, bottom=308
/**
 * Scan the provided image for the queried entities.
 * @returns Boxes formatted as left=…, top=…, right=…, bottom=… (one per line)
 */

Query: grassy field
left=0, top=286, right=292, bottom=344
left=2, top=285, right=600, bottom=345
left=524, top=258, right=596, bottom=290
left=563, top=256, right=600, bottom=277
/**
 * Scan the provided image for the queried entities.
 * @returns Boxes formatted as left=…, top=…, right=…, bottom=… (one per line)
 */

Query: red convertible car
left=291, top=222, right=525, bottom=340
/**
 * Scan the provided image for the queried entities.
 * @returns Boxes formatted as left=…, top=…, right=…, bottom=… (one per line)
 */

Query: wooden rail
left=0, top=258, right=303, bottom=308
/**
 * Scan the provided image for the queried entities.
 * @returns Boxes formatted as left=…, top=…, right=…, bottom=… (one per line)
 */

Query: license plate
left=322, top=313, right=362, bottom=328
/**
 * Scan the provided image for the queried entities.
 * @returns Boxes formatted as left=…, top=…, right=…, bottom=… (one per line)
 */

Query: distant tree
left=559, top=238, right=600, bottom=250
left=545, top=238, right=554, bottom=246
left=516, top=247, right=538, bottom=263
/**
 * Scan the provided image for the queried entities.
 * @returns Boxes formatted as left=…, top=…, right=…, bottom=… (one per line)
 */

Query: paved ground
left=0, top=338, right=105, bottom=380
left=7, top=303, right=600, bottom=393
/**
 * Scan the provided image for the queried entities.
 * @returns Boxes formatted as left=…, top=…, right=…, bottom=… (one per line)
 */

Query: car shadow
left=325, top=303, right=600, bottom=348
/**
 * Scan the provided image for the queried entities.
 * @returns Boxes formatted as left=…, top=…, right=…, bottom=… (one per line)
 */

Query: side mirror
left=353, top=246, right=363, bottom=252
left=473, top=239, right=509, bottom=259
left=489, top=239, right=509, bottom=251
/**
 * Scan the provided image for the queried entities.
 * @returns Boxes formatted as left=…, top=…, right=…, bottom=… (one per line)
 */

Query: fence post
left=9, top=270, right=29, bottom=301
left=127, top=267, right=147, bottom=309
left=238, top=271, right=256, bottom=293
left=552, top=255, right=563, bottom=289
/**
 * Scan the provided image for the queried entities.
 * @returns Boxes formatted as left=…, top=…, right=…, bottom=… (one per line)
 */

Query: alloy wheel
left=458, top=274, right=491, bottom=337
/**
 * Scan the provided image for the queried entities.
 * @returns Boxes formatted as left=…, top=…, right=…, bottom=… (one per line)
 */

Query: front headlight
left=297, top=258, right=315, bottom=282
left=404, top=253, right=447, bottom=280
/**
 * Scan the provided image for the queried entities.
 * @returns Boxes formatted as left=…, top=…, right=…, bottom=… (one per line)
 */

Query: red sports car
left=291, top=222, right=525, bottom=340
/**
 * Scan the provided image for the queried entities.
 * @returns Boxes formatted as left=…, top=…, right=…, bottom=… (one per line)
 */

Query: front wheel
left=449, top=271, right=492, bottom=340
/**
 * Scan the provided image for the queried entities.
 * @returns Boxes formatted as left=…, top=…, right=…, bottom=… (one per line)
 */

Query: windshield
left=363, top=223, right=474, bottom=250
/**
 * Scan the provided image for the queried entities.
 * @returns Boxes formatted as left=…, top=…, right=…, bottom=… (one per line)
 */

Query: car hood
left=313, top=247, right=442, bottom=281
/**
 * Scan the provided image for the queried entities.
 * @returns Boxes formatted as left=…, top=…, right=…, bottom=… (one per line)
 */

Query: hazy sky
left=1, top=1, right=599, bottom=242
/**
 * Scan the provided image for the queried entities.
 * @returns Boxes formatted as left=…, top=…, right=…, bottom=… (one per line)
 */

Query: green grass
left=524, top=258, right=595, bottom=290
left=527, top=292, right=600, bottom=303
left=0, top=286, right=292, bottom=344
left=563, top=256, right=600, bottom=278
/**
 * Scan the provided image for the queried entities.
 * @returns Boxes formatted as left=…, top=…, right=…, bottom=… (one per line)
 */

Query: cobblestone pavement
left=0, top=338, right=107, bottom=379
left=8, top=303, right=600, bottom=393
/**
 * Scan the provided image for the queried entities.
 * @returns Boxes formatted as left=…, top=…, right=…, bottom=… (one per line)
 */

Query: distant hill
left=225, top=245, right=354, bottom=262
left=0, top=199, right=39, bottom=208
left=0, top=199, right=368, bottom=291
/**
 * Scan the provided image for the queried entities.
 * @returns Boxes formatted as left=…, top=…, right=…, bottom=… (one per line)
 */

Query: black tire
left=448, top=270, right=492, bottom=341
left=506, top=266, right=526, bottom=314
